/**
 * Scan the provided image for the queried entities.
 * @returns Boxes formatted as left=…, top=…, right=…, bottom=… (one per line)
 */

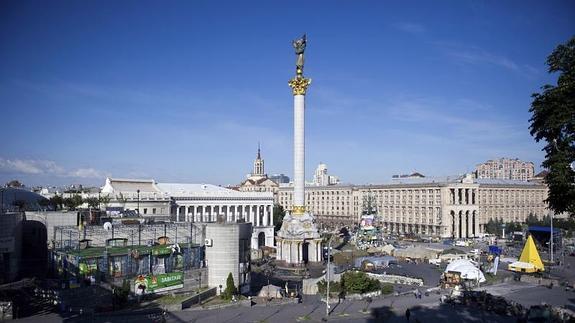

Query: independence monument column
left=276, top=34, right=321, bottom=266
left=289, top=34, right=311, bottom=214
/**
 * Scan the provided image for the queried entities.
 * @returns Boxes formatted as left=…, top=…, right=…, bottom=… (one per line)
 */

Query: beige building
left=276, top=174, right=553, bottom=239
left=238, top=146, right=279, bottom=194
left=476, top=158, right=535, bottom=181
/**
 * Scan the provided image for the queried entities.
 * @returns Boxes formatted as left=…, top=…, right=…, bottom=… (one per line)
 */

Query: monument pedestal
left=276, top=211, right=322, bottom=264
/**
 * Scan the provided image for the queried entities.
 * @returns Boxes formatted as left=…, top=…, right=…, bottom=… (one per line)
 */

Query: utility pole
left=550, top=213, right=554, bottom=264
left=137, top=189, right=140, bottom=215
left=325, top=234, right=332, bottom=318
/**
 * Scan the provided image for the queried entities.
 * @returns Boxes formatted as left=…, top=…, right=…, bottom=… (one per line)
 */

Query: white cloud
left=69, top=168, right=104, bottom=178
left=446, top=48, right=520, bottom=71
left=0, top=157, right=104, bottom=179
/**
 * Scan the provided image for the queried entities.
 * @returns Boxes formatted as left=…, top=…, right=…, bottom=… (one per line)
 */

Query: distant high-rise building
left=270, top=174, right=290, bottom=184
left=476, top=158, right=534, bottom=181
left=313, top=162, right=340, bottom=186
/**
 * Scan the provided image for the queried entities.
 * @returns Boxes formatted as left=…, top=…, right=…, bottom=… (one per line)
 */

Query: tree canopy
left=529, top=36, right=575, bottom=216
left=221, top=272, right=237, bottom=300
left=273, top=204, right=285, bottom=232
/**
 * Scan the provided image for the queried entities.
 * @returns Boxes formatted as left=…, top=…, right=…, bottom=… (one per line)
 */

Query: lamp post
left=550, top=212, right=554, bottom=264
left=196, top=271, right=202, bottom=305
left=325, top=234, right=333, bottom=318
left=137, top=189, right=140, bottom=215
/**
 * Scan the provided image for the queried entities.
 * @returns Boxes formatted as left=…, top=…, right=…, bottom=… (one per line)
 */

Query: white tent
left=258, top=284, right=284, bottom=299
left=508, top=261, right=536, bottom=272
left=445, top=259, right=486, bottom=283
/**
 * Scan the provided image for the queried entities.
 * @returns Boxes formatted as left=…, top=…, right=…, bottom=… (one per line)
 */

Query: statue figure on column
left=289, top=34, right=311, bottom=95
left=292, top=34, right=306, bottom=75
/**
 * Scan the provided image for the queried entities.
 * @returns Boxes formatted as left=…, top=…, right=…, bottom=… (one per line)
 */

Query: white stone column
left=176, top=206, right=180, bottom=221
left=183, top=206, right=189, bottom=222
left=269, top=205, right=274, bottom=227
left=293, top=94, right=305, bottom=208
left=296, top=242, right=301, bottom=263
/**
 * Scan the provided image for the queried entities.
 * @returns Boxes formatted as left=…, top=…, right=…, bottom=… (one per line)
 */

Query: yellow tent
left=508, top=235, right=544, bottom=273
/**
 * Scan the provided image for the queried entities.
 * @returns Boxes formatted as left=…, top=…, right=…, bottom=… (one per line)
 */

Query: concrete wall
left=0, top=212, right=24, bottom=283
left=26, top=211, right=78, bottom=246
left=205, top=223, right=251, bottom=294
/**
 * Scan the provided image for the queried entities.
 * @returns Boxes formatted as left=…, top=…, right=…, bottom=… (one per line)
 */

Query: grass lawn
left=156, top=293, right=193, bottom=305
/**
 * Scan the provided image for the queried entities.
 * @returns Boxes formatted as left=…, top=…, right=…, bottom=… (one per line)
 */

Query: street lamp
left=325, top=231, right=339, bottom=318
left=0, top=187, right=4, bottom=214
left=196, top=272, right=202, bottom=305
left=550, top=212, right=554, bottom=264
left=137, top=189, right=140, bottom=215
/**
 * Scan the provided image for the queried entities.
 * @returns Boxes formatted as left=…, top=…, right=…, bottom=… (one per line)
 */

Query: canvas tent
left=445, top=259, right=486, bottom=283
left=380, top=244, right=395, bottom=255
left=508, top=235, right=544, bottom=273
left=393, top=247, right=440, bottom=260
left=354, top=256, right=397, bottom=269
left=258, top=284, right=284, bottom=299
left=439, top=248, right=471, bottom=262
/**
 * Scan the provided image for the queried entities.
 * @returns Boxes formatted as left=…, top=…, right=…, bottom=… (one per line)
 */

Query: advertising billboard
left=134, top=272, right=184, bottom=294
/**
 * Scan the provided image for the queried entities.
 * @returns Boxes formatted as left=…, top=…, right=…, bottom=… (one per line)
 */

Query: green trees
left=6, top=180, right=23, bottom=188
left=99, top=195, right=111, bottom=209
left=64, top=194, right=83, bottom=210
left=221, top=273, right=237, bottom=300
left=85, top=197, right=99, bottom=209
left=49, top=195, right=64, bottom=210
left=362, top=193, right=377, bottom=215
left=485, top=218, right=503, bottom=235
left=342, top=271, right=380, bottom=294
left=529, top=36, right=575, bottom=217
left=273, top=204, right=285, bottom=232
left=112, top=280, right=131, bottom=309
left=317, top=271, right=383, bottom=295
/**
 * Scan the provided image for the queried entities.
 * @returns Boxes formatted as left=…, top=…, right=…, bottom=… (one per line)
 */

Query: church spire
left=253, top=143, right=265, bottom=176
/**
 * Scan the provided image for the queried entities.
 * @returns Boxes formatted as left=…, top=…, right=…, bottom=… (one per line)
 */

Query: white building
left=313, top=163, right=340, bottom=186
left=476, top=158, right=535, bottom=181
left=158, top=182, right=274, bottom=249
left=99, top=178, right=274, bottom=249
left=100, top=178, right=171, bottom=218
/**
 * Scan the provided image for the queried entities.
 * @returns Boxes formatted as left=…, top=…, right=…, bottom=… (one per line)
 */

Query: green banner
left=151, top=245, right=173, bottom=256
left=134, top=272, right=184, bottom=294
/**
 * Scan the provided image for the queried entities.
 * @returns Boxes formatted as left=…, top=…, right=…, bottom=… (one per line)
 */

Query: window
left=143, top=208, right=148, bottom=214
left=153, top=208, right=156, bottom=214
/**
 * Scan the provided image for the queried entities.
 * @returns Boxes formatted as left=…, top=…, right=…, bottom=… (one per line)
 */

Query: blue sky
left=0, top=1, right=573, bottom=187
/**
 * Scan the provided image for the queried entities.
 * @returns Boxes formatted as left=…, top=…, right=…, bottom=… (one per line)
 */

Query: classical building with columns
left=157, top=183, right=274, bottom=249
left=100, top=178, right=274, bottom=249
left=276, top=174, right=554, bottom=239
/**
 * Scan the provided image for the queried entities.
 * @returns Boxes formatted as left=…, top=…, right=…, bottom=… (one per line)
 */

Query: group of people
left=412, top=289, right=422, bottom=299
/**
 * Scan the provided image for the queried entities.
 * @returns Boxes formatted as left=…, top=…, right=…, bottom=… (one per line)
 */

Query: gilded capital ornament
left=292, top=205, right=306, bottom=215
left=288, top=76, right=312, bottom=96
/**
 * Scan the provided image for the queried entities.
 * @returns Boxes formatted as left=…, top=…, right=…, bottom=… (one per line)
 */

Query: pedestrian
left=405, top=308, right=411, bottom=322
